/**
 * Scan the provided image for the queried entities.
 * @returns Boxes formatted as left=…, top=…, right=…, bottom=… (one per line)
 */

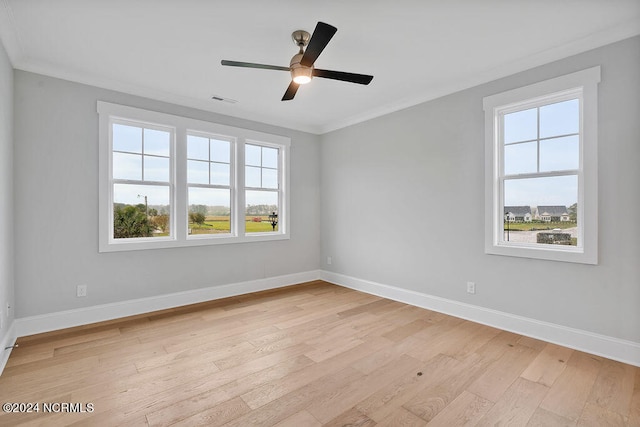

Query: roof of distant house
left=504, top=206, right=532, bottom=216
left=537, top=205, right=569, bottom=216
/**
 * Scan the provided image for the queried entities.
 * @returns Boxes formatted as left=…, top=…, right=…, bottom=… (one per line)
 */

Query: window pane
left=113, top=183, right=170, bottom=238
left=246, top=144, right=261, bottom=166
left=503, top=176, right=577, bottom=246
left=143, top=155, right=170, bottom=182
left=144, top=128, right=170, bottom=156
left=540, top=135, right=579, bottom=172
left=540, top=99, right=579, bottom=138
left=211, top=163, right=230, bottom=186
left=504, top=141, right=537, bottom=175
left=211, top=139, right=230, bottom=163
left=187, top=135, right=209, bottom=160
left=262, top=147, right=278, bottom=168
left=504, top=108, right=537, bottom=144
left=188, top=187, right=231, bottom=235
left=113, top=124, right=142, bottom=153
left=262, top=168, right=278, bottom=189
left=187, top=160, right=209, bottom=184
left=246, top=190, right=278, bottom=233
left=245, top=166, right=261, bottom=187
left=113, top=152, right=142, bottom=180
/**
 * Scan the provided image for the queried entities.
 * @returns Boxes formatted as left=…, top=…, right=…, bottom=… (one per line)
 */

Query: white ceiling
left=1, top=1, right=639, bottom=134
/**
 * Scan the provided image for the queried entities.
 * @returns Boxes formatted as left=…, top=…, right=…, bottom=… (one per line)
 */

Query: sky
left=112, top=125, right=279, bottom=208
left=502, top=98, right=579, bottom=207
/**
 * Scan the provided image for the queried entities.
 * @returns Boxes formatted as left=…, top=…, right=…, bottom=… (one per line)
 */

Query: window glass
left=504, top=142, right=537, bottom=175
left=262, top=168, right=278, bottom=189
left=113, top=124, right=142, bottom=153
left=262, top=147, right=278, bottom=168
left=539, top=135, right=579, bottom=172
left=246, top=190, right=278, bottom=233
left=245, top=144, right=261, bottom=166
left=504, top=108, right=537, bottom=143
left=144, top=128, right=170, bottom=156
left=144, top=155, right=170, bottom=182
left=187, top=160, right=208, bottom=184
left=187, top=135, right=209, bottom=160
left=540, top=99, right=579, bottom=138
left=210, top=163, right=230, bottom=186
left=188, top=187, right=231, bottom=235
left=211, top=139, right=230, bottom=163
left=245, top=166, right=261, bottom=188
left=113, top=183, right=170, bottom=239
left=113, top=152, right=142, bottom=180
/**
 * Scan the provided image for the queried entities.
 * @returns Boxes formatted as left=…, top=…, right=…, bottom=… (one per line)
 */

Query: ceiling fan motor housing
left=290, top=53, right=313, bottom=84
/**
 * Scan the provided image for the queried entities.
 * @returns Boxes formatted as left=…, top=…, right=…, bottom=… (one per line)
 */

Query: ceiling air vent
left=211, top=95, right=238, bottom=104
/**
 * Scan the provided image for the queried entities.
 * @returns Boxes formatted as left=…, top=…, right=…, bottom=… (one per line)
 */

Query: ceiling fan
left=221, top=22, right=374, bottom=101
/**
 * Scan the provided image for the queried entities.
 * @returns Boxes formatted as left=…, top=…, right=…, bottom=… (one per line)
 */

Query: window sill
left=485, top=242, right=597, bottom=264
left=99, top=233, right=290, bottom=253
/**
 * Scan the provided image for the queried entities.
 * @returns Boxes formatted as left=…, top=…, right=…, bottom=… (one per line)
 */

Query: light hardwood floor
left=0, top=281, right=638, bottom=426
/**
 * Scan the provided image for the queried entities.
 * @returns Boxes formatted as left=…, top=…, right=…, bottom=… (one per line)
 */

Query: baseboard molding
left=14, top=270, right=322, bottom=339
left=0, top=320, right=17, bottom=375
left=321, top=270, right=640, bottom=367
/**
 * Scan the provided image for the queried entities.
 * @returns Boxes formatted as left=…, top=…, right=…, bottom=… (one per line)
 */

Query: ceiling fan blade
left=313, top=68, right=374, bottom=85
left=300, top=22, right=337, bottom=67
left=221, top=60, right=290, bottom=72
left=282, top=81, right=299, bottom=101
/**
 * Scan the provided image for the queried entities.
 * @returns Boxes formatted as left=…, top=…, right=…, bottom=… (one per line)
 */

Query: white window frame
left=483, top=67, right=600, bottom=264
left=98, top=101, right=290, bottom=252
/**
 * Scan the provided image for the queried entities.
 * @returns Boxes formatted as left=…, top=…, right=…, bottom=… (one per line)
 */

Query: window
left=483, top=67, right=600, bottom=264
left=98, top=102, right=290, bottom=252
left=112, top=121, right=173, bottom=240
left=245, top=143, right=281, bottom=233
left=187, top=133, right=233, bottom=237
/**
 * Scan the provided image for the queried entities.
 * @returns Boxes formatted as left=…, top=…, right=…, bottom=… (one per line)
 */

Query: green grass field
left=189, top=216, right=277, bottom=234
left=504, top=221, right=576, bottom=231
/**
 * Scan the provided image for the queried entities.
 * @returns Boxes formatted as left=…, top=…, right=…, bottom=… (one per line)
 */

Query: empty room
left=0, top=1, right=639, bottom=426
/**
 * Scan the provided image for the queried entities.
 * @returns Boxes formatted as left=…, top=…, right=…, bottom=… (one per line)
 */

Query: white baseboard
left=321, top=270, right=640, bottom=367
left=14, top=270, right=321, bottom=339
left=0, top=320, right=17, bottom=374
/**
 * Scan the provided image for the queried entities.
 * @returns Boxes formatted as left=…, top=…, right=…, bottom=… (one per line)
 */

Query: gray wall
left=0, top=40, right=14, bottom=338
left=320, top=36, right=640, bottom=343
left=13, top=72, right=321, bottom=318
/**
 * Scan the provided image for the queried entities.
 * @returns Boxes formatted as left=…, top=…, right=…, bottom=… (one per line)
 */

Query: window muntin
left=483, top=66, right=600, bottom=264
left=98, top=101, right=290, bottom=252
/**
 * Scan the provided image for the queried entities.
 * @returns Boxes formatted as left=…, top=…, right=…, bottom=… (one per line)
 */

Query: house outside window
left=98, top=102, right=290, bottom=252
left=483, top=67, right=600, bottom=264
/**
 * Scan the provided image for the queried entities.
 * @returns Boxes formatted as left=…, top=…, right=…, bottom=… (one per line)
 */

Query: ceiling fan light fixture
left=292, top=67, right=312, bottom=84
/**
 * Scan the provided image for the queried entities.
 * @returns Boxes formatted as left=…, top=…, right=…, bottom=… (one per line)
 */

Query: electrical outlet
left=327, top=256, right=332, bottom=265
left=466, top=282, right=476, bottom=294
left=77, top=285, right=87, bottom=297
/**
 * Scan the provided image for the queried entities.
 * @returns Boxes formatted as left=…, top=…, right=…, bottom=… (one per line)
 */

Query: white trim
left=14, top=270, right=320, bottom=339
left=321, top=270, right=640, bottom=367
left=0, top=320, right=17, bottom=375
left=483, top=67, right=600, bottom=264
